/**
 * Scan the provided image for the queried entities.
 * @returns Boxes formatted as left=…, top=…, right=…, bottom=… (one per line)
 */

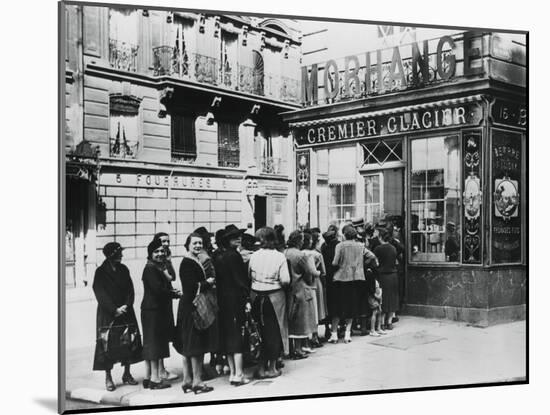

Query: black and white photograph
left=58, top=0, right=528, bottom=412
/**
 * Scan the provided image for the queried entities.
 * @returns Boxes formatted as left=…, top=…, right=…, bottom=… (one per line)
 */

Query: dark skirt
left=379, top=272, right=400, bottom=313
left=251, top=294, right=282, bottom=361
left=325, top=276, right=338, bottom=320
left=141, top=309, right=171, bottom=360
left=173, top=297, right=219, bottom=357
left=218, top=296, right=246, bottom=354
left=332, top=280, right=367, bottom=319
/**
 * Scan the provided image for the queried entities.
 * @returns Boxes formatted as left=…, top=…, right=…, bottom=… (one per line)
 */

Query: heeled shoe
left=344, top=331, right=352, bottom=343
left=181, top=383, right=193, bottom=393
left=160, top=371, right=179, bottom=381
left=327, top=333, right=338, bottom=344
left=290, top=351, right=308, bottom=360
left=122, top=373, right=138, bottom=385
left=230, top=375, right=251, bottom=386
left=105, top=377, right=116, bottom=392
left=276, top=359, right=285, bottom=369
left=192, top=384, right=214, bottom=394
left=142, top=379, right=151, bottom=389
left=149, top=381, right=171, bottom=390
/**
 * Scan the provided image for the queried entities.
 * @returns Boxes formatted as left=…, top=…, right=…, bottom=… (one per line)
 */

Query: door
left=254, top=195, right=267, bottom=231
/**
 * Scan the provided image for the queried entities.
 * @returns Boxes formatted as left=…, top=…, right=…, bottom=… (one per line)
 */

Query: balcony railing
left=153, top=45, right=189, bottom=77
left=260, top=157, right=285, bottom=175
left=218, top=141, right=240, bottom=168
left=148, top=48, right=300, bottom=104
left=110, top=139, right=139, bottom=159
left=109, top=39, right=138, bottom=72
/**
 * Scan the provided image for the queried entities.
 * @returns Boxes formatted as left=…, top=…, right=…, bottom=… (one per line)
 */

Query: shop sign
left=491, top=130, right=522, bottom=263
left=100, top=172, right=242, bottom=192
left=302, top=32, right=484, bottom=106
left=490, top=99, right=527, bottom=128
left=294, top=102, right=482, bottom=148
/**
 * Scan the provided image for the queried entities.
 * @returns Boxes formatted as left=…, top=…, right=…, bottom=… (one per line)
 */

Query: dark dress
left=141, top=261, right=178, bottom=360
left=321, top=235, right=340, bottom=319
left=213, top=247, right=250, bottom=354
left=373, top=243, right=400, bottom=314
left=174, top=255, right=219, bottom=357
left=92, top=260, right=142, bottom=371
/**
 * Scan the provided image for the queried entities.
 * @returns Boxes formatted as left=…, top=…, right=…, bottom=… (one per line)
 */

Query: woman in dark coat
left=174, top=233, right=219, bottom=394
left=141, top=239, right=182, bottom=389
left=320, top=225, right=340, bottom=340
left=92, top=242, right=142, bottom=391
left=213, top=224, right=251, bottom=386
left=373, top=228, right=400, bottom=330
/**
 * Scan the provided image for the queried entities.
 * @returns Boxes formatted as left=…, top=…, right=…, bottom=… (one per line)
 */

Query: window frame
left=328, top=182, right=357, bottom=226
left=407, top=132, right=463, bottom=266
left=170, top=111, right=197, bottom=160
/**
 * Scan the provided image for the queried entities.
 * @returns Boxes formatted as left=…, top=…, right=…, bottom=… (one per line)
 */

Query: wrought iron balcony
left=260, top=157, right=285, bottom=175
left=153, top=45, right=189, bottom=77
left=194, top=53, right=218, bottom=85
left=280, top=76, right=300, bottom=103
left=109, top=39, right=139, bottom=72
left=219, top=59, right=237, bottom=88
left=218, top=141, right=240, bottom=168
left=110, top=139, right=139, bottom=159
left=238, top=64, right=264, bottom=96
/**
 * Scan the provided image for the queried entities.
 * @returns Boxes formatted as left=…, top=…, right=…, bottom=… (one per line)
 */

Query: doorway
left=254, top=195, right=267, bottom=231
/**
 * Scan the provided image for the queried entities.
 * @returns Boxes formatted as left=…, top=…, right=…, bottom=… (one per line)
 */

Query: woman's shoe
left=276, top=359, right=285, bottom=369
left=142, top=379, right=151, bottom=389
left=192, top=384, right=214, bottom=394
left=369, top=331, right=381, bottom=337
left=301, top=346, right=316, bottom=353
left=105, top=377, right=116, bottom=392
left=181, top=383, right=193, bottom=393
left=231, top=375, right=251, bottom=386
left=386, top=323, right=394, bottom=330
left=265, top=369, right=281, bottom=378
left=122, top=373, right=138, bottom=385
left=377, top=329, right=387, bottom=335
left=344, top=331, right=352, bottom=343
left=290, top=351, right=308, bottom=360
left=160, top=371, right=179, bottom=381
left=149, top=381, right=171, bottom=390
left=327, top=333, right=338, bottom=344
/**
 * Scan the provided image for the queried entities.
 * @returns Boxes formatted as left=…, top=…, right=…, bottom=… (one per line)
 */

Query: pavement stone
left=64, top=316, right=526, bottom=410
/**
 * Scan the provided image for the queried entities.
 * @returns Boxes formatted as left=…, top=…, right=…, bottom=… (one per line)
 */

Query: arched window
left=252, top=50, right=264, bottom=96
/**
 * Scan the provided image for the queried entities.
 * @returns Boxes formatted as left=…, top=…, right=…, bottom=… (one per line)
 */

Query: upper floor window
left=152, top=13, right=195, bottom=77
left=109, top=9, right=139, bottom=72
left=218, top=121, right=240, bottom=168
left=220, top=31, right=238, bottom=87
left=171, top=111, right=196, bottom=161
left=109, top=94, right=141, bottom=159
left=256, top=127, right=285, bottom=175
left=239, top=50, right=264, bottom=95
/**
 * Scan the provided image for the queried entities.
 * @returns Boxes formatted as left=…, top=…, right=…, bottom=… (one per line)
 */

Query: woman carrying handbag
left=92, top=242, right=143, bottom=392
left=174, top=233, right=219, bottom=394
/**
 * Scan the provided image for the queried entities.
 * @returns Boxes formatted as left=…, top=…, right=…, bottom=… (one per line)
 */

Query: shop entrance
left=254, top=195, right=267, bottom=231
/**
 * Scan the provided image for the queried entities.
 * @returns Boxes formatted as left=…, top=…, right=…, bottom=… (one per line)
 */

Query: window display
left=410, top=135, right=460, bottom=262
left=328, top=183, right=356, bottom=225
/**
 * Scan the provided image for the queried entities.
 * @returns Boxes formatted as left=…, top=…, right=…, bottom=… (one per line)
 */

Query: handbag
left=192, top=283, right=219, bottom=331
left=98, top=318, right=142, bottom=362
left=242, top=309, right=262, bottom=361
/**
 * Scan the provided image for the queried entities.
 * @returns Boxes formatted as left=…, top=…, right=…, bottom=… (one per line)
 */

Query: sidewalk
left=64, top=316, right=526, bottom=408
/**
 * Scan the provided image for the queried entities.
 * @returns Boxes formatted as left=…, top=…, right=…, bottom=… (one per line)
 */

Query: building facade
left=283, top=26, right=527, bottom=326
left=63, top=5, right=302, bottom=288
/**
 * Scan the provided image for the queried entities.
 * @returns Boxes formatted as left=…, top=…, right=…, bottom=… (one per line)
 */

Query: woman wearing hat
left=92, top=242, right=143, bottom=391
left=321, top=224, right=340, bottom=340
left=213, top=225, right=252, bottom=386
left=141, top=239, right=182, bottom=389
left=373, top=228, right=400, bottom=330
left=174, top=233, right=219, bottom=394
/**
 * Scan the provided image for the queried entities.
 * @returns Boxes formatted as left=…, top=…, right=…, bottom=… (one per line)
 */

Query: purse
left=98, top=318, right=142, bottom=361
left=192, top=283, right=219, bottom=331
left=242, top=309, right=262, bottom=361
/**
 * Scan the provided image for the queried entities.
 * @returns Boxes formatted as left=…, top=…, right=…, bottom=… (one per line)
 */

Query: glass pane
left=342, top=184, right=356, bottom=205
left=410, top=136, right=460, bottom=263
left=342, top=206, right=356, bottom=222
left=365, top=175, right=380, bottom=204
left=329, top=207, right=340, bottom=222
left=329, top=184, right=341, bottom=205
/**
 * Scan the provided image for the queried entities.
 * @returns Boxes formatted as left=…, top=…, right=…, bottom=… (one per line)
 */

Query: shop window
left=410, top=135, right=460, bottom=263
left=364, top=173, right=383, bottom=225
left=171, top=112, right=196, bottom=161
left=109, top=94, right=141, bottom=159
left=218, top=121, right=240, bottom=168
left=109, top=9, right=139, bottom=72
left=328, top=183, right=356, bottom=225
left=491, top=129, right=523, bottom=264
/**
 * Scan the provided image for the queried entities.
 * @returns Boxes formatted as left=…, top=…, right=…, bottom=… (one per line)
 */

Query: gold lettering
left=307, top=129, right=316, bottom=144
left=338, top=124, right=348, bottom=139
left=328, top=126, right=336, bottom=141
left=367, top=119, right=377, bottom=135
left=387, top=116, right=397, bottom=133
left=442, top=108, right=453, bottom=126
left=356, top=121, right=365, bottom=137
left=399, top=115, right=410, bottom=131
left=411, top=112, right=421, bottom=130
left=318, top=127, right=326, bottom=142
left=454, top=107, right=466, bottom=124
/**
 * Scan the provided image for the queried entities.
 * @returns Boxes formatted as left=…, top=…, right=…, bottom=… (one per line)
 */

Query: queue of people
left=91, top=217, right=405, bottom=395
